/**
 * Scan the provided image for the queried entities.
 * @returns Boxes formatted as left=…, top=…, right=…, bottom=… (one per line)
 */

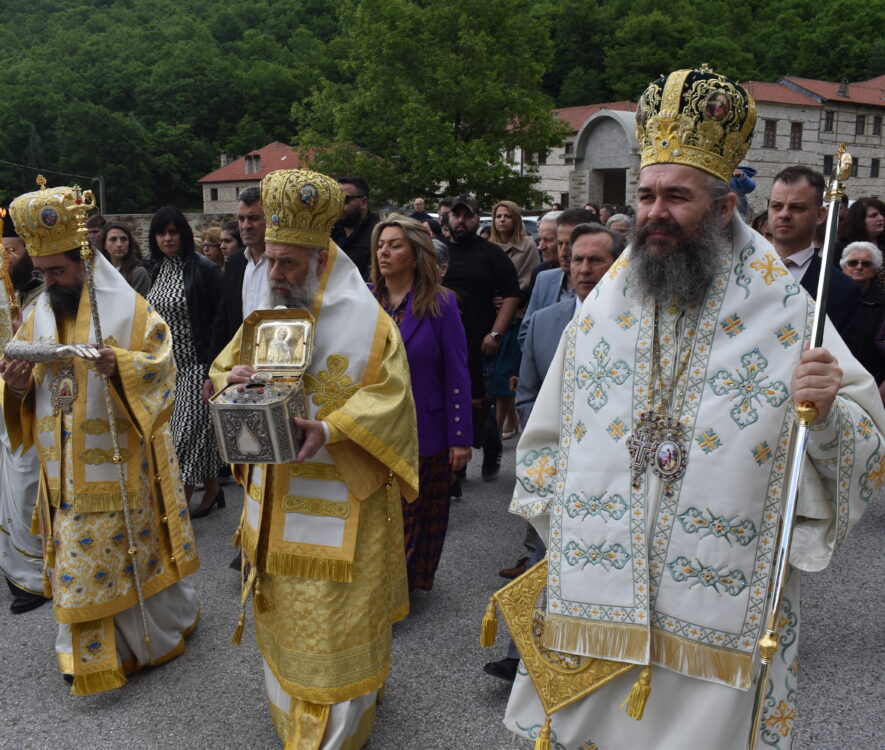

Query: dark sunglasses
left=343, top=194, right=366, bottom=203
left=845, top=259, right=873, bottom=268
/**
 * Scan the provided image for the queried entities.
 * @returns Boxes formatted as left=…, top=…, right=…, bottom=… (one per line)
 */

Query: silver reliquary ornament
left=210, top=309, right=315, bottom=464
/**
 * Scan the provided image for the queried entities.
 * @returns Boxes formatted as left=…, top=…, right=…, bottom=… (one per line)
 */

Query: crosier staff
left=70, top=182, right=155, bottom=662
left=746, top=143, right=853, bottom=750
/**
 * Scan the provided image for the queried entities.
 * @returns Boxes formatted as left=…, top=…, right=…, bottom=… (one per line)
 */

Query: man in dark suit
left=208, top=186, right=268, bottom=361
left=330, top=175, right=379, bottom=279
left=768, top=165, right=861, bottom=346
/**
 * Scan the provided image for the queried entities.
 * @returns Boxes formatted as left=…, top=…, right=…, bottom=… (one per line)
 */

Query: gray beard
left=628, top=211, right=729, bottom=308
left=261, top=257, right=320, bottom=310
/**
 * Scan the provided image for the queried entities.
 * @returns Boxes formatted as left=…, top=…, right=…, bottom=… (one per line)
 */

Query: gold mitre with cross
left=8, top=177, right=96, bottom=257
left=261, top=169, right=344, bottom=249
left=635, top=66, right=756, bottom=183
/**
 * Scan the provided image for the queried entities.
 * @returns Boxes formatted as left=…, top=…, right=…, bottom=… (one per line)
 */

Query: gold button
left=161, top=515, right=168, bottom=523
left=169, top=555, right=176, bottom=562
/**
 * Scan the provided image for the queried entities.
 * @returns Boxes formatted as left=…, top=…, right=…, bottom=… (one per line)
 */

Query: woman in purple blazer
left=370, top=215, right=472, bottom=590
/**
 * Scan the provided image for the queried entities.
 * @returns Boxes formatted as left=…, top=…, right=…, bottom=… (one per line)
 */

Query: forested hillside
left=0, top=0, right=881, bottom=210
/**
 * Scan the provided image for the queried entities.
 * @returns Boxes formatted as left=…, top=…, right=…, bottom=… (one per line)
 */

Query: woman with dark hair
left=370, top=214, right=472, bottom=590
left=841, top=197, right=885, bottom=250
left=751, top=210, right=773, bottom=243
left=146, top=206, right=225, bottom=517
left=99, top=221, right=151, bottom=296
left=219, top=219, right=243, bottom=263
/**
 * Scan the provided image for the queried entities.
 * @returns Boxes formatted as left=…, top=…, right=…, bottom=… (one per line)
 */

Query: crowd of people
left=1, top=64, right=883, bottom=750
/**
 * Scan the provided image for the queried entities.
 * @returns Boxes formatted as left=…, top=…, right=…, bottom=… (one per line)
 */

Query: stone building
left=522, top=74, right=884, bottom=214
left=198, top=142, right=302, bottom=213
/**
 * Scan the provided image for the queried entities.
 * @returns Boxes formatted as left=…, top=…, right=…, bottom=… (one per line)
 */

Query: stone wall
left=104, top=213, right=235, bottom=255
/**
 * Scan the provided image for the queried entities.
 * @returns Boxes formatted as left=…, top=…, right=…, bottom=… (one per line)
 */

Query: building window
left=235, top=187, right=240, bottom=198
left=209, top=188, right=218, bottom=201
left=855, top=115, right=865, bottom=135
left=851, top=157, right=859, bottom=177
left=874, top=116, right=882, bottom=136
left=823, top=154, right=834, bottom=176
left=537, top=151, right=547, bottom=166
left=763, top=120, right=777, bottom=148
left=559, top=193, right=570, bottom=209
left=789, top=122, right=803, bottom=150
left=505, top=148, right=515, bottom=163
left=872, top=159, right=881, bottom=179
left=823, top=111, right=834, bottom=132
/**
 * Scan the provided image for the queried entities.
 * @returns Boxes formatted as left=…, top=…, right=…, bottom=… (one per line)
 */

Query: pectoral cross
left=627, top=412, right=658, bottom=489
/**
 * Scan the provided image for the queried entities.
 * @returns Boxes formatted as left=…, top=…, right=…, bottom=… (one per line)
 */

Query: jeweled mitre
left=9, top=179, right=96, bottom=257
left=636, top=67, right=756, bottom=183
left=261, top=169, right=344, bottom=250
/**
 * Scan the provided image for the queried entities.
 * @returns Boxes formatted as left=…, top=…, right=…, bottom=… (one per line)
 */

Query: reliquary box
left=210, top=309, right=315, bottom=464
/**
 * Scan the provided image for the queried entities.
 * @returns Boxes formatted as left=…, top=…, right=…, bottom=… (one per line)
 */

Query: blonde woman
left=489, top=200, right=538, bottom=439
left=370, top=214, right=472, bottom=590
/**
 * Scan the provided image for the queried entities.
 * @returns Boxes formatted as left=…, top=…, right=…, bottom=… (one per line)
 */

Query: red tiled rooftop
left=743, top=81, right=821, bottom=107
left=780, top=76, right=885, bottom=107
left=199, top=142, right=301, bottom=183
left=553, top=101, right=637, bottom=131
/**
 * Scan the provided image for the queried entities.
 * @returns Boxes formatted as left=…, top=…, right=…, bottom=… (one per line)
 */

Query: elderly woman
left=840, top=241, right=885, bottom=383
left=147, top=206, right=226, bottom=517
left=489, top=200, right=538, bottom=439
left=842, top=241, right=885, bottom=382
left=99, top=221, right=151, bottom=296
left=371, top=214, right=472, bottom=590
left=201, top=227, right=225, bottom=269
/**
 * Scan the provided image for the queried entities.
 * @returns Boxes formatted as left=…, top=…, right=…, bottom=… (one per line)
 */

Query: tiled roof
left=198, top=142, right=301, bottom=183
left=553, top=101, right=637, bottom=131
left=742, top=81, right=821, bottom=107
left=779, top=76, right=885, bottom=107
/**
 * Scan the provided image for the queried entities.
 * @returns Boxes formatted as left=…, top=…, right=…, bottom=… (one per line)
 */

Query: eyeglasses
left=343, top=194, right=366, bottom=204
left=845, top=259, right=873, bottom=268
left=202, top=242, right=219, bottom=248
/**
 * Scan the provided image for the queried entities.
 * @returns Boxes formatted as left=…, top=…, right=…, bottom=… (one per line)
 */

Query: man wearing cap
left=501, top=69, right=885, bottom=749
left=0, top=208, right=47, bottom=613
left=443, top=194, right=521, bottom=480
left=210, top=169, right=417, bottom=749
left=1, top=182, right=199, bottom=694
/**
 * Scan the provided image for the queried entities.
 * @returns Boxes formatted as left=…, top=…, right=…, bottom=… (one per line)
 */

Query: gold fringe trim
left=264, top=550, right=353, bottom=583
left=70, top=666, right=127, bottom=696
left=652, top=629, right=753, bottom=690
left=621, top=665, right=652, bottom=720
left=543, top=614, right=648, bottom=662
left=232, top=525, right=242, bottom=549
left=67, top=491, right=141, bottom=513
left=481, top=598, right=498, bottom=648
left=535, top=716, right=552, bottom=750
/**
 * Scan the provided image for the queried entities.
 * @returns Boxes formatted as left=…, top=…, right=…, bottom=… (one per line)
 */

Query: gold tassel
left=70, top=667, right=127, bottom=696
left=621, top=665, right=652, bottom=720
left=534, top=716, right=552, bottom=750
left=42, top=568, right=52, bottom=599
left=481, top=598, right=498, bottom=648
left=253, top=575, right=273, bottom=613
left=232, top=526, right=242, bottom=548
left=230, top=610, right=246, bottom=646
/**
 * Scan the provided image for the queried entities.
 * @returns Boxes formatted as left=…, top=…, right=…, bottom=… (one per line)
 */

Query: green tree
left=295, top=0, right=569, bottom=208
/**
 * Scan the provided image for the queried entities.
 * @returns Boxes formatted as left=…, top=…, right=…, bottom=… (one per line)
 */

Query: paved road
left=1, top=443, right=883, bottom=749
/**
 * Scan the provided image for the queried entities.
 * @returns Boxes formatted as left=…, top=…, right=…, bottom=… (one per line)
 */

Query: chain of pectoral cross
left=627, top=306, right=697, bottom=489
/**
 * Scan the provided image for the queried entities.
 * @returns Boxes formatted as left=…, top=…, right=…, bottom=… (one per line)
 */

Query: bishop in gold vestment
left=210, top=169, right=418, bottom=750
left=1, top=183, right=199, bottom=695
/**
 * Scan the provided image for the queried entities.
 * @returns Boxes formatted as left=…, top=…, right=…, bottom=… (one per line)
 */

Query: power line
left=0, top=157, right=100, bottom=182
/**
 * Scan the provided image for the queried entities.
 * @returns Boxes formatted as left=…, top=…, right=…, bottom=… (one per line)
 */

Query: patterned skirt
left=403, top=450, right=451, bottom=591
left=169, top=362, right=222, bottom=486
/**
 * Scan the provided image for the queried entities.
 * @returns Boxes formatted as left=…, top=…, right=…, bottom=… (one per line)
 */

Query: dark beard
left=628, top=211, right=728, bottom=308
left=449, top=225, right=475, bottom=244
left=339, top=208, right=361, bottom=229
left=47, top=281, right=83, bottom=320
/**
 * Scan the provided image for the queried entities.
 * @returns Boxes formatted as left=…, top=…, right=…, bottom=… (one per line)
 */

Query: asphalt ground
left=1, top=442, right=883, bottom=749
